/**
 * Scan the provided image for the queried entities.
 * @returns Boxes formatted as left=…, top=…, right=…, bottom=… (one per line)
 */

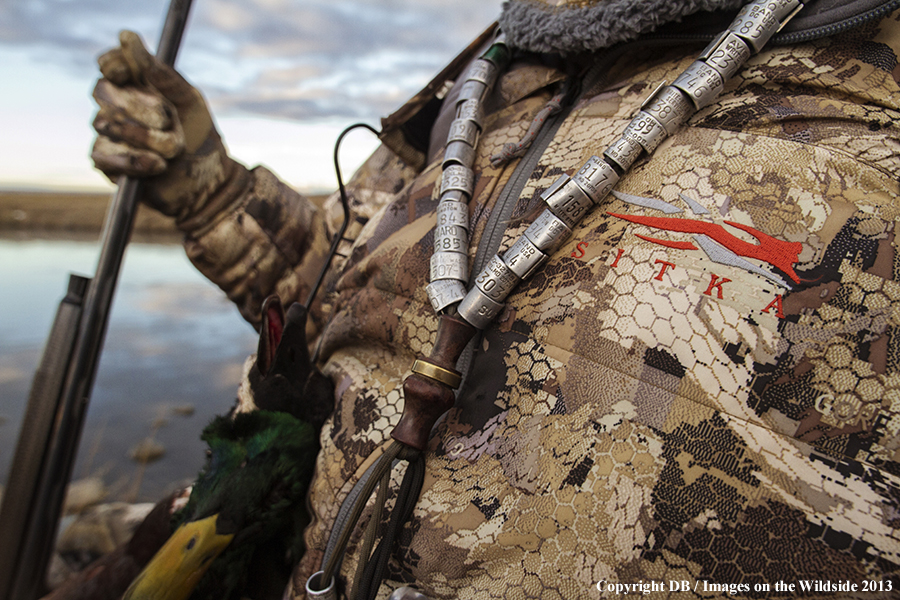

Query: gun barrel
left=0, top=2, right=194, bottom=598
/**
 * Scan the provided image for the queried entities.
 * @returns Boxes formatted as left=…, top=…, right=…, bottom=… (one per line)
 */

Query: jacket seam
left=689, top=121, right=900, bottom=183
left=510, top=333, right=897, bottom=479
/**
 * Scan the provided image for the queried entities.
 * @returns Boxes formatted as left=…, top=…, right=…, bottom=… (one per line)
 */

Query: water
left=0, top=236, right=258, bottom=503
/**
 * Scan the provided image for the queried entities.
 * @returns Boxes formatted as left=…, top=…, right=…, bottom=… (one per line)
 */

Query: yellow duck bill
left=123, top=514, right=234, bottom=600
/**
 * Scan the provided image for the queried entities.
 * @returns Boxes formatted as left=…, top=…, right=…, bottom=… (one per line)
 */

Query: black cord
left=357, top=450, right=426, bottom=600
left=303, top=122, right=381, bottom=311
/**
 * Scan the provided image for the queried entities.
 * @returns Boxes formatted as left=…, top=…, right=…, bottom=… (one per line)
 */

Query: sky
left=0, top=0, right=502, bottom=192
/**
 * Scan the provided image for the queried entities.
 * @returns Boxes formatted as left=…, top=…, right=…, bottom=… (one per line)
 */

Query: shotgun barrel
left=0, top=2, right=194, bottom=598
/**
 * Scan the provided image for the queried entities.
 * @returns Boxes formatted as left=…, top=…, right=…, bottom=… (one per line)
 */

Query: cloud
left=0, top=0, right=501, bottom=122
left=0, top=1, right=160, bottom=66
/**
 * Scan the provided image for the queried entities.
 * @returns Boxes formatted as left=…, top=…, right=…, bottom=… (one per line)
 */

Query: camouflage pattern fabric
left=179, top=164, right=333, bottom=330
left=184, top=9, right=900, bottom=600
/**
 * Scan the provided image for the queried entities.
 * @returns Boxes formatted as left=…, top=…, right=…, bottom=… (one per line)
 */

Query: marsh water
left=0, top=235, right=258, bottom=503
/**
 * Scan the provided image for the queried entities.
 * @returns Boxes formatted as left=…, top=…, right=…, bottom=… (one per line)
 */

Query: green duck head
left=123, top=297, right=334, bottom=600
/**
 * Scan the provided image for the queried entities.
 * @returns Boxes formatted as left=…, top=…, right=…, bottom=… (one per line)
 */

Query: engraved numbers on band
left=448, top=119, right=479, bottom=147
left=434, top=224, right=468, bottom=253
left=426, top=279, right=466, bottom=312
left=437, top=201, right=469, bottom=229
left=623, top=111, right=667, bottom=153
left=430, top=251, right=468, bottom=282
left=457, top=287, right=504, bottom=329
left=441, top=165, right=475, bottom=197
left=572, top=156, right=620, bottom=203
left=474, top=255, right=520, bottom=302
left=444, top=4, right=804, bottom=329
left=443, top=118, right=479, bottom=169
left=503, top=236, right=547, bottom=280
left=604, top=137, right=643, bottom=172
left=730, top=0, right=801, bottom=52
left=543, top=178, right=594, bottom=229
left=672, top=62, right=725, bottom=109
left=430, top=43, right=497, bottom=317
left=465, top=59, right=498, bottom=87
left=641, top=85, right=692, bottom=135
left=524, top=209, right=572, bottom=254
left=456, top=57, right=500, bottom=106
left=701, top=31, right=752, bottom=80
left=456, top=99, right=484, bottom=129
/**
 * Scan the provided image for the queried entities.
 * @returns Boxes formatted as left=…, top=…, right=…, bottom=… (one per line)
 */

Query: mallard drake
left=46, top=297, right=333, bottom=600
left=124, top=297, right=334, bottom=600
left=124, top=411, right=315, bottom=600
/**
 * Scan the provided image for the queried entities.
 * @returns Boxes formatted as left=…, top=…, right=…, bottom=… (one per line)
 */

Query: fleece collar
left=499, top=0, right=900, bottom=54
left=499, top=0, right=746, bottom=54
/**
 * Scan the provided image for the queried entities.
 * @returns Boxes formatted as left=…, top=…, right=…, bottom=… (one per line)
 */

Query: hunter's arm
left=177, top=163, right=332, bottom=329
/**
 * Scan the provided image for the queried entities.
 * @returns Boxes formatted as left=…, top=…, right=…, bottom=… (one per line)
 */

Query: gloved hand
left=91, top=30, right=243, bottom=218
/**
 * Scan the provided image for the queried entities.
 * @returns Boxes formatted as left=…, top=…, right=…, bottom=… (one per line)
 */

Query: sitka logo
left=606, top=190, right=803, bottom=288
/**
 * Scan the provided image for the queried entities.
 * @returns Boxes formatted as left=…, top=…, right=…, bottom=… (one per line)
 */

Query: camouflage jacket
left=175, top=2, right=900, bottom=598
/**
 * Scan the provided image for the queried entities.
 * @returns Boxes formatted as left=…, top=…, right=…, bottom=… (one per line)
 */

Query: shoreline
left=1, top=189, right=275, bottom=586
left=0, top=188, right=329, bottom=242
left=0, top=189, right=179, bottom=239
left=1, top=187, right=326, bottom=508
left=0, top=190, right=270, bottom=506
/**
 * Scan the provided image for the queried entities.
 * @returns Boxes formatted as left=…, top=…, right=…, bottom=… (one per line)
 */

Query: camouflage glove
left=91, top=31, right=247, bottom=219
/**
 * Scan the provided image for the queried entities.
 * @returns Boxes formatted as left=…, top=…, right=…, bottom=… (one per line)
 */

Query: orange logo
left=607, top=191, right=802, bottom=287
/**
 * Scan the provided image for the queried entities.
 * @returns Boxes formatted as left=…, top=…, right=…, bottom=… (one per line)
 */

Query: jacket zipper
left=468, top=45, right=639, bottom=281
left=642, top=0, right=900, bottom=46
left=775, top=0, right=900, bottom=45
left=454, top=42, right=639, bottom=387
